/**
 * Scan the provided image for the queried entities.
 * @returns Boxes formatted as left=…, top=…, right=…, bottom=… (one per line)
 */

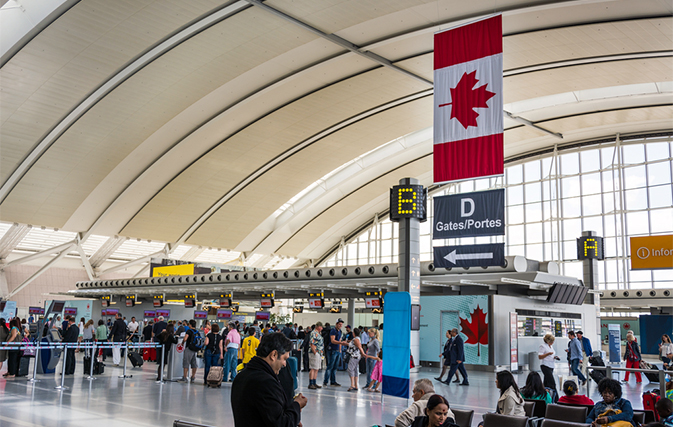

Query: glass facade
left=321, top=135, right=673, bottom=290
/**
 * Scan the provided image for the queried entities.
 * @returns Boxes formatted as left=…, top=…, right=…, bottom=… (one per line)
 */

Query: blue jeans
left=323, top=349, right=340, bottom=385
left=366, top=358, right=376, bottom=385
left=223, top=347, right=238, bottom=381
left=203, top=349, right=220, bottom=381
left=571, top=358, right=586, bottom=382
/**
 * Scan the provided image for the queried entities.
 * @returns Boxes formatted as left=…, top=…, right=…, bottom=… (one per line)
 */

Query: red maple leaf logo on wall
left=459, top=305, right=488, bottom=356
left=439, top=71, right=495, bottom=129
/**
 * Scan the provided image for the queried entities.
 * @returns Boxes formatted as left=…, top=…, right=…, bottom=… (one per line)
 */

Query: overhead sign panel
left=433, top=188, right=504, bottom=238
left=630, top=234, right=673, bottom=270
left=434, top=243, right=505, bottom=268
left=577, top=235, right=605, bottom=260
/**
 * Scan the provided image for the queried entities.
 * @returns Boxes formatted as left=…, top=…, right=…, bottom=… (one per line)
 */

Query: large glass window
left=321, top=136, right=673, bottom=290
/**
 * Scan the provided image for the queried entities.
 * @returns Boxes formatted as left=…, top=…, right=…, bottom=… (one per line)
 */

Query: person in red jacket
left=558, top=380, right=594, bottom=405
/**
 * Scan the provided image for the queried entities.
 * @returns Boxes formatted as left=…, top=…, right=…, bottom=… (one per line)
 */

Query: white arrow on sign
left=443, top=249, right=493, bottom=264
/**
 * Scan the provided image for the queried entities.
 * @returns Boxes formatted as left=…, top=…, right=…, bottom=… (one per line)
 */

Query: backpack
left=187, top=328, right=205, bottom=351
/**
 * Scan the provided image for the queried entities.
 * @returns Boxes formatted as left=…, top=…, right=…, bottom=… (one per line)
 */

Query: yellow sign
left=630, top=235, right=673, bottom=270
left=153, top=264, right=194, bottom=277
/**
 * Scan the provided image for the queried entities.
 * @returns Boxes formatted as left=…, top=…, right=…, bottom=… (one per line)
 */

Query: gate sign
left=434, top=243, right=505, bottom=268
left=433, top=189, right=504, bottom=239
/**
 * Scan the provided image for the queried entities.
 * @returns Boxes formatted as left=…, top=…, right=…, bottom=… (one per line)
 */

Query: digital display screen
left=308, top=298, right=323, bottom=309
left=411, top=304, right=420, bottom=331
left=48, top=301, right=65, bottom=313
left=29, top=307, right=45, bottom=315
left=577, top=236, right=604, bottom=260
left=194, top=311, right=207, bottom=319
left=153, top=299, right=163, bottom=308
left=390, top=184, right=427, bottom=221
left=219, top=298, right=231, bottom=308
left=64, top=307, right=77, bottom=316
left=105, top=308, right=119, bottom=316
left=260, top=298, right=273, bottom=308
left=125, top=300, right=134, bottom=307
left=217, top=309, right=232, bottom=319
left=156, top=309, right=170, bottom=318
left=101, top=300, right=109, bottom=307
left=144, top=310, right=156, bottom=318
left=365, top=298, right=382, bottom=309
left=184, top=299, right=195, bottom=308
left=255, top=311, right=270, bottom=321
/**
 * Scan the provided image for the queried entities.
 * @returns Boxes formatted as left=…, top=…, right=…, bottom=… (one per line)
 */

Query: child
left=368, top=350, right=382, bottom=392
left=656, top=397, right=672, bottom=427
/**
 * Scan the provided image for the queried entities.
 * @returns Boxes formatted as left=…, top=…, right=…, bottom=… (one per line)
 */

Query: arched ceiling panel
left=0, top=0, right=225, bottom=183
left=504, top=106, right=673, bottom=157
left=278, top=157, right=433, bottom=258
left=186, top=96, right=433, bottom=250
left=0, top=5, right=325, bottom=227
left=121, top=66, right=430, bottom=243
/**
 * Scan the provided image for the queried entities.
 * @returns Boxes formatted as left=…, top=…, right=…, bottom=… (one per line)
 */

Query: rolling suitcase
left=18, top=357, right=30, bottom=376
left=207, top=366, right=223, bottom=388
left=642, top=391, right=660, bottom=421
left=143, top=347, right=156, bottom=362
left=128, top=351, right=143, bottom=367
left=639, top=361, right=661, bottom=383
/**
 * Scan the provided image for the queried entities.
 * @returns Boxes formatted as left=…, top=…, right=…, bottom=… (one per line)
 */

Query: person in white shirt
left=127, top=317, right=140, bottom=341
left=538, top=333, right=560, bottom=389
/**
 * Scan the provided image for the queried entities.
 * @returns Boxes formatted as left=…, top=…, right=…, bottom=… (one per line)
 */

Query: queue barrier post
left=27, top=339, right=41, bottom=383
left=55, top=344, right=68, bottom=390
left=86, top=340, right=97, bottom=380
left=119, top=341, right=131, bottom=379
left=157, top=344, right=165, bottom=384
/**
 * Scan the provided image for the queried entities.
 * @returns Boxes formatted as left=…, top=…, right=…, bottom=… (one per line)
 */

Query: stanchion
left=119, top=341, right=131, bottom=379
left=27, top=340, right=41, bottom=383
left=156, top=344, right=165, bottom=384
left=86, top=340, right=97, bottom=380
left=55, top=344, right=69, bottom=390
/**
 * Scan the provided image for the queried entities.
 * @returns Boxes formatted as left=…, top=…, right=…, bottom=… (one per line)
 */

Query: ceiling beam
left=0, top=223, right=31, bottom=260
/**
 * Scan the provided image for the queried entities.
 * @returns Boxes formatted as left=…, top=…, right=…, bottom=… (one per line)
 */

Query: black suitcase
left=83, top=357, right=104, bottom=374
left=291, top=350, right=301, bottom=369
left=128, top=351, right=143, bottom=367
left=639, top=361, right=660, bottom=383
left=359, top=356, right=366, bottom=374
left=18, top=357, right=30, bottom=376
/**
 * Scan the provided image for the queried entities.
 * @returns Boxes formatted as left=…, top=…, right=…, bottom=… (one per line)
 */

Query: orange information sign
left=630, top=235, right=673, bottom=270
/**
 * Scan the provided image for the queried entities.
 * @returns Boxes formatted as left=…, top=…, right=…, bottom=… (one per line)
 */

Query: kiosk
left=166, top=334, right=186, bottom=381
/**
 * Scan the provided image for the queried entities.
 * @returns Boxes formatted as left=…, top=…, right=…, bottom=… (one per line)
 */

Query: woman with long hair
left=520, top=371, right=552, bottom=404
left=346, top=328, right=366, bottom=392
left=365, top=327, right=381, bottom=389
left=410, top=394, right=456, bottom=427
left=4, top=318, right=23, bottom=378
left=156, top=324, right=178, bottom=380
left=82, top=319, right=95, bottom=358
left=623, top=333, right=642, bottom=383
left=659, top=334, right=673, bottom=370
left=495, top=370, right=525, bottom=417
left=0, top=318, right=9, bottom=373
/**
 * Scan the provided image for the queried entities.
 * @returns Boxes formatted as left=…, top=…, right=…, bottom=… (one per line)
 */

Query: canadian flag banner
left=433, top=15, right=504, bottom=184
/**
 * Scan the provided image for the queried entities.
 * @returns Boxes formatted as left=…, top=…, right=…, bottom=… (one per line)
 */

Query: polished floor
left=0, top=354, right=663, bottom=427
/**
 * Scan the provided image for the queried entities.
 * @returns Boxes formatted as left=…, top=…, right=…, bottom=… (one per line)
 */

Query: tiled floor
left=0, top=355, right=664, bottom=427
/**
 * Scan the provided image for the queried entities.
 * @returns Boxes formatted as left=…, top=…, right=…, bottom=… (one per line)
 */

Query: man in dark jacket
left=444, top=328, right=469, bottom=386
left=108, top=312, right=127, bottom=366
left=231, top=333, right=307, bottom=427
left=62, top=317, right=79, bottom=375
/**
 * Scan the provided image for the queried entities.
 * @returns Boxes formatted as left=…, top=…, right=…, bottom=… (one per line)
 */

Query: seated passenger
left=586, top=378, right=634, bottom=426
left=395, top=379, right=454, bottom=427
left=656, top=397, right=673, bottom=427
left=558, top=380, right=594, bottom=405
left=410, top=394, right=457, bottom=427
left=496, top=370, right=525, bottom=417
left=520, top=371, right=552, bottom=405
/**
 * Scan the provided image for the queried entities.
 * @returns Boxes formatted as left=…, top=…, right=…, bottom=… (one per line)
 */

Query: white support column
left=0, top=270, right=9, bottom=299
left=6, top=243, right=75, bottom=298
left=0, top=223, right=32, bottom=260
left=89, top=236, right=125, bottom=269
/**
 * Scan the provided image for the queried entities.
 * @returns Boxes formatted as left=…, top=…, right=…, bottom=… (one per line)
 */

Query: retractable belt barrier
left=2, top=341, right=165, bottom=390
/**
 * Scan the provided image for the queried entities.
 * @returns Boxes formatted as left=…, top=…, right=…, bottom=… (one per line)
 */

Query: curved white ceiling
left=0, top=0, right=671, bottom=268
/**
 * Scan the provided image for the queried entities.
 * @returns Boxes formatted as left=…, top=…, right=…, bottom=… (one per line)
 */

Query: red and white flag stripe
left=433, top=15, right=504, bottom=184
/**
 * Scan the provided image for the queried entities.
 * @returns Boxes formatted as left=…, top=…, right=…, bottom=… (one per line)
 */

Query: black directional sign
left=434, top=243, right=505, bottom=268
left=433, top=189, right=505, bottom=239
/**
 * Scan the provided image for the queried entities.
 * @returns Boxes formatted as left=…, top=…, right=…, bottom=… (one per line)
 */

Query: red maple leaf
left=439, top=71, right=495, bottom=129
left=459, top=305, right=488, bottom=356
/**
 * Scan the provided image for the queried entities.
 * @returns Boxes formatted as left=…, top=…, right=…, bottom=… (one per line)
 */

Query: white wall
left=292, top=312, right=383, bottom=328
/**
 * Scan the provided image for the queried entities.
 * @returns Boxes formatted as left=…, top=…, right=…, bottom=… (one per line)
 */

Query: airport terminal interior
left=0, top=0, right=672, bottom=426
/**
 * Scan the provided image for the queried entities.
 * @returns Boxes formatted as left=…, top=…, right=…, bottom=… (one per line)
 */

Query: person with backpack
left=220, top=321, right=241, bottom=382
left=179, top=319, right=202, bottom=383
left=202, top=323, right=221, bottom=382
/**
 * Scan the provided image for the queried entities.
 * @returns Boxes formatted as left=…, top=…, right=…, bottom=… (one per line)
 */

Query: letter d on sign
left=461, top=198, right=474, bottom=217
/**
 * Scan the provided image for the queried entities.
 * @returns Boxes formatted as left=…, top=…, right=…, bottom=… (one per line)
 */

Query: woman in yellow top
left=241, top=327, right=260, bottom=366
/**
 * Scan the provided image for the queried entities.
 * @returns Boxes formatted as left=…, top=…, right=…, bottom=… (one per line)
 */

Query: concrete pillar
left=347, top=298, right=355, bottom=328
